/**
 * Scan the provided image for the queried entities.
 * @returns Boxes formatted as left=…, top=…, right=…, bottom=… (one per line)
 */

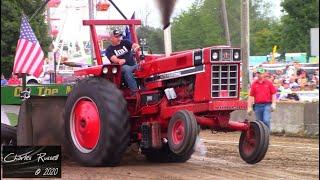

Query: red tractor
left=17, top=18, right=269, bottom=166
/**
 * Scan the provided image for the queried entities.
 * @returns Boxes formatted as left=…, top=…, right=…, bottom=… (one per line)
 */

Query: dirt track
left=61, top=130, right=319, bottom=180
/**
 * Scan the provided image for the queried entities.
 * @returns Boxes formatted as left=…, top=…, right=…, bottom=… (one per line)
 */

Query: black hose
left=108, top=0, right=128, bottom=20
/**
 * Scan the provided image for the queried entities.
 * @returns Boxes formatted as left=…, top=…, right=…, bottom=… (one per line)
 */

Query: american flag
left=13, top=15, right=44, bottom=77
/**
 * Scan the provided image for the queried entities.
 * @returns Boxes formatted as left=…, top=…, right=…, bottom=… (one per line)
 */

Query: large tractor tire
left=239, top=120, right=269, bottom=164
left=1, top=123, right=17, bottom=146
left=144, top=110, right=198, bottom=163
left=64, top=77, right=129, bottom=166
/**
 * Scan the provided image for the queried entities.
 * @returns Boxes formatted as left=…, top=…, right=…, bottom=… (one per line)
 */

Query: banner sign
left=1, top=84, right=74, bottom=105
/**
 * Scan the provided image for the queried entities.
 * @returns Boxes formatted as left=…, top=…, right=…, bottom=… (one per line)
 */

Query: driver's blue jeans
left=121, top=64, right=138, bottom=92
left=253, top=103, right=271, bottom=129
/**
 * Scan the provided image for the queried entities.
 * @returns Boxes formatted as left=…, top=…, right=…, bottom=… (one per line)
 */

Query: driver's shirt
left=105, top=40, right=135, bottom=66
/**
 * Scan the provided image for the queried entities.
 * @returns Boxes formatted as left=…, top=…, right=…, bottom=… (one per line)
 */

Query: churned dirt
left=60, top=130, right=319, bottom=180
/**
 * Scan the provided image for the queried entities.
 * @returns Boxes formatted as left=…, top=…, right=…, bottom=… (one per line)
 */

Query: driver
left=105, top=29, right=140, bottom=94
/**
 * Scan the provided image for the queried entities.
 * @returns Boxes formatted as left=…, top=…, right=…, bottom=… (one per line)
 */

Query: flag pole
left=29, top=0, right=50, bottom=21
left=19, top=0, right=50, bottom=92
left=54, top=52, right=57, bottom=83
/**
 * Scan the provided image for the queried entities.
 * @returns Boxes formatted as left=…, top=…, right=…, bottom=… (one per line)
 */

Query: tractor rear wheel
left=239, top=120, right=269, bottom=164
left=64, top=77, right=129, bottom=166
left=144, top=110, right=198, bottom=163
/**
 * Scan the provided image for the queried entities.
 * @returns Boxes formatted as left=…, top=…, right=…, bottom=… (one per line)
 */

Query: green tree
left=280, top=0, right=319, bottom=54
left=137, top=26, right=164, bottom=54
left=170, top=0, right=280, bottom=55
left=1, top=0, right=51, bottom=77
left=248, top=0, right=285, bottom=55
left=251, top=22, right=282, bottom=55
left=171, top=0, right=225, bottom=51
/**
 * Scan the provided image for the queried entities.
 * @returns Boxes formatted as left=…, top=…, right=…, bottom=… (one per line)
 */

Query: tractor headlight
left=233, top=50, right=241, bottom=61
left=102, top=67, right=108, bottom=74
left=234, top=51, right=240, bottom=59
left=212, top=52, right=219, bottom=60
left=112, top=67, right=118, bottom=74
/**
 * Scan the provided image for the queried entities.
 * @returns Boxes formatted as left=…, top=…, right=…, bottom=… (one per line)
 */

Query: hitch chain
left=20, top=88, right=31, bottom=100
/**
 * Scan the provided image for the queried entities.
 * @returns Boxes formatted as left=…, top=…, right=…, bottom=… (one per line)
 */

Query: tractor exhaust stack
left=163, top=24, right=172, bottom=56
left=156, top=0, right=176, bottom=56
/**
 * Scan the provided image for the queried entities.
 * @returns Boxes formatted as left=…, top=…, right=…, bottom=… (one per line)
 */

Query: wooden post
left=221, top=0, right=231, bottom=46
left=241, top=0, right=250, bottom=90
left=88, top=0, right=95, bottom=65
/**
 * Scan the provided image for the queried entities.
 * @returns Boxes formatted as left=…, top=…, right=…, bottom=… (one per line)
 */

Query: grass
left=240, top=90, right=248, bottom=100
left=6, top=113, right=18, bottom=126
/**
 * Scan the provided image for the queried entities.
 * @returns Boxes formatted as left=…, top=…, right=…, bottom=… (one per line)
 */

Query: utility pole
left=47, top=7, right=51, bottom=36
left=221, top=0, right=231, bottom=46
left=241, top=0, right=250, bottom=91
left=88, top=0, right=95, bottom=65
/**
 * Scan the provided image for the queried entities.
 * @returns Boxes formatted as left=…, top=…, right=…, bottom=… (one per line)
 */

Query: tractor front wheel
left=64, top=77, right=129, bottom=166
left=239, top=120, right=269, bottom=164
left=144, top=110, right=198, bottom=163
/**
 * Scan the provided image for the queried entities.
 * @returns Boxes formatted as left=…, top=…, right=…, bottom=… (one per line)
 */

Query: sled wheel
left=64, top=77, right=129, bottom=166
left=239, top=120, right=268, bottom=164
left=1, top=123, right=17, bottom=147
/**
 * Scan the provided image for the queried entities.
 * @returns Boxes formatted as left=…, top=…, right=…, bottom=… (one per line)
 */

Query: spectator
left=294, top=62, right=302, bottom=76
left=273, top=79, right=281, bottom=90
left=43, top=58, right=54, bottom=73
left=42, top=72, right=51, bottom=84
left=273, top=79, right=282, bottom=100
left=289, top=76, right=299, bottom=90
left=297, top=71, right=308, bottom=90
left=275, top=69, right=281, bottom=76
left=7, top=73, right=21, bottom=85
left=297, top=69, right=310, bottom=81
left=278, top=79, right=292, bottom=100
left=1, top=73, right=8, bottom=86
left=286, top=65, right=296, bottom=77
left=269, top=74, right=276, bottom=83
left=311, top=69, right=319, bottom=88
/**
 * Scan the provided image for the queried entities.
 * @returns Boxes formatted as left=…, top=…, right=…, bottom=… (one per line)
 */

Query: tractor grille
left=211, top=64, right=238, bottom=98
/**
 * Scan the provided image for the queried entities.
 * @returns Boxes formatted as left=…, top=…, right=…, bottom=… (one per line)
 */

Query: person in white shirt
left=279, top=79, right=292, bottom=100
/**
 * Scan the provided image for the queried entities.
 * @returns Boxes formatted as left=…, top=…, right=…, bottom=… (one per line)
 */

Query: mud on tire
left=64, top=77, right=129, bottom=166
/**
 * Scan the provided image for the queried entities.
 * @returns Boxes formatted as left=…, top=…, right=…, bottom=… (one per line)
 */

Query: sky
left=50, top=0, right=282, bottom=42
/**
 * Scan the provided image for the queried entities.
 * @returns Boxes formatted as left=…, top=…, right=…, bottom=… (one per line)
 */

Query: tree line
left=137, top=0, right=319, bottom=56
